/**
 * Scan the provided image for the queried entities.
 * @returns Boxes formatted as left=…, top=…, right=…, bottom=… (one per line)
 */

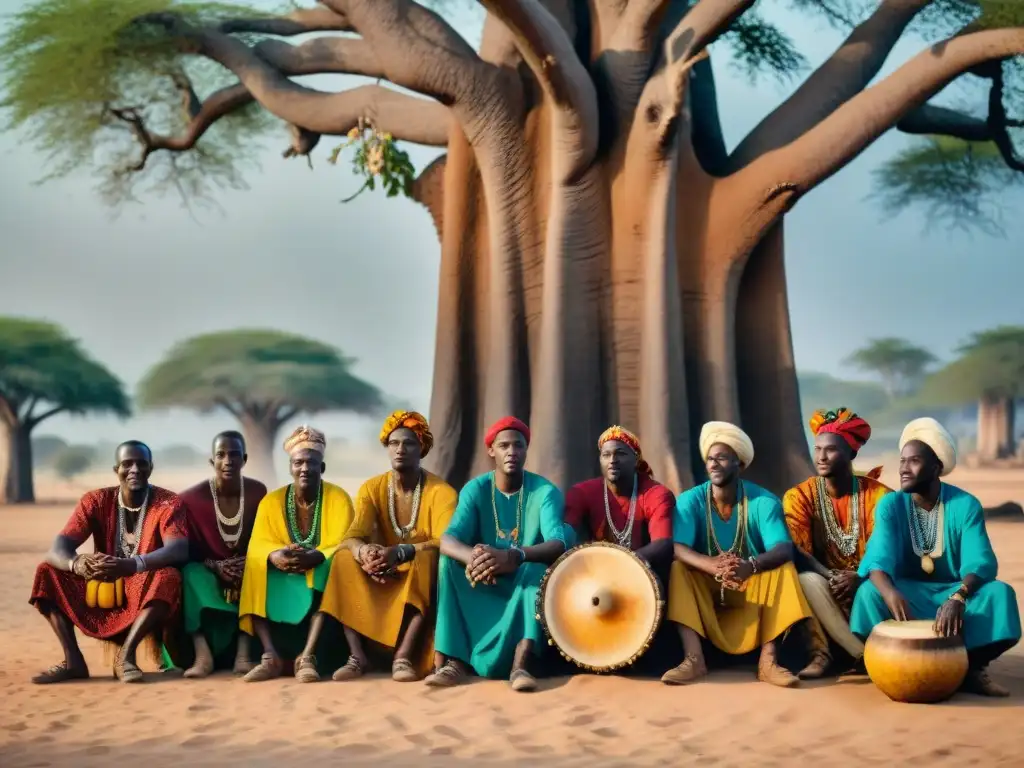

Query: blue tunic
left=434, top=471, right=573, bottom=678
left=674, top=480, right=793, bottom=556
left=850, top=483, right=1021, bottom=652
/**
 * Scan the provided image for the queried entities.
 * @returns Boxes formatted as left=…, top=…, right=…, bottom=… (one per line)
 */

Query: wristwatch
left=949, top=584, right=969, bottom=603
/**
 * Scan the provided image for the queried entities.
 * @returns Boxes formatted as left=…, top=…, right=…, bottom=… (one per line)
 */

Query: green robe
left=435, top=471, right=573, bottom=679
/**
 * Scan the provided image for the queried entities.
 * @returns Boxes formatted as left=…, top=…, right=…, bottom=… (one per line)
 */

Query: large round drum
left=863, top=619, right=969, bottom=704
left=536, top=541, right=664, bottom=672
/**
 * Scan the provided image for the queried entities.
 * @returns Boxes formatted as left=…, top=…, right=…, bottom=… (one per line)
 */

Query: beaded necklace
left=704, top=481, right=748, bottom=557
left=814, top=475, right=860, bottom=557
left=286, top=483, right=323, bottom=549
left=388, top=470, right=423, bottom=540
left=117, top=486, right=150, bottom=558
left=209, top=477, right=245, bottom=549
left=491, top=471, right=525, bottom=545
left=908, top=488, right=944, bottom=575
left=603, top=475, right=638, bottom=548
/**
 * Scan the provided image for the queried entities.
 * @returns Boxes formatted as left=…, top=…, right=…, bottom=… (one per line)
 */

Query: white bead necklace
left=388, top=470, right=423, bottom=540
left=602, top=475, right=638, bottom=547
left=209, top=477, right=245, bottom=548
left=117, top=487, right=150, bottom=558
left=814, top=476, right=860, bottom=557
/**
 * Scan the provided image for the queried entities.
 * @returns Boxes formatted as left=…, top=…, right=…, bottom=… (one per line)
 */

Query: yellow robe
left=238, top=482, right=354, bottom=635
left=319, top=471, right=457, bottom=674
left=668, top=480, right=813, bottom=655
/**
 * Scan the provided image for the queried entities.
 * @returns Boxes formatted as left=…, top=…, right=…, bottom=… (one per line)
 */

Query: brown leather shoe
left=797, top=651, right=831, bottom=680
left=758, top=659, right=800, bottom=688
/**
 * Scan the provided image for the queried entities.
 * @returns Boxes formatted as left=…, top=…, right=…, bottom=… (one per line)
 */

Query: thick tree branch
left=731, top=0, right=934, bottom=168
left=17, top=396, right=38, bottom=422
left=323, top=1, right=488, bottom=106
left=897, top=102, right=992, bottom=141
left=753, top=27, right=1024, bottom=210
left=659, top=0, right=753, bottom=138
left=109, top=36, right=391, bottom=170
left=216, top=6, right=354, bottom=35
left=478, top=0, right=598, bottom=177
left=411, top=154, right=447, bottom=240
left=26, top=406, right=64, bottom=429
left=134, top=15, right=450, bottom=146
left=595, top=0, right=670, bottom=125
left=276, top=405, right=300, bottom=424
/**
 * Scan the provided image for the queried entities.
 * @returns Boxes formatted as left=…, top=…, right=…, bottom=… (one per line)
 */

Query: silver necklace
left=209, top=477, right=245, bottom=547
left=388, top=470, right=423, bottom=540
left=814, top=476, right=860, bottom=557
left=117, top=487, right=150, bottom=558
left=602, top=475, right=638, bottom=547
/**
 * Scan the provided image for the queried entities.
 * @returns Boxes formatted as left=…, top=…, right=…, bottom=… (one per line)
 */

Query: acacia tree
left=0, top=318, right=129, bottom=504
left=137, top=330, right=383, bottom=484
left=845, top=337, right=938, bottom=400
left=918, top=325, right=1024, bottom=461
left=3, top=1, right=1024, bottom=493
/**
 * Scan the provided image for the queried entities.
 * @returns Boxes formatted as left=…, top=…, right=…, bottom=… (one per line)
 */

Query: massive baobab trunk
left=118, top=0, right=1024, bottom=494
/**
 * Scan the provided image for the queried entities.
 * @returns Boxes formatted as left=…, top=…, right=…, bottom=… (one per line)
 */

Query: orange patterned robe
left=782, top=476, right=891, bottom=572
left=29, top=487, right=188, bottom=639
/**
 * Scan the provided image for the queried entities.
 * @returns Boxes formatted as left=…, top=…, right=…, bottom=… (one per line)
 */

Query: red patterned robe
left=29, top=486, right=188, bottom=639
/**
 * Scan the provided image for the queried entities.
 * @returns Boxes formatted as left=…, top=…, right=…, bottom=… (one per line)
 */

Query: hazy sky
left=2, top=1, right=1022, bottom=452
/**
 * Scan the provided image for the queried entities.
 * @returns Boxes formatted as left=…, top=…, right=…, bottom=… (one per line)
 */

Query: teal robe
left=674, top=480, right=793, bottom=557
left=435, top=471, right=573, bottom=679
left=850, top=484, right=1021, bottom=654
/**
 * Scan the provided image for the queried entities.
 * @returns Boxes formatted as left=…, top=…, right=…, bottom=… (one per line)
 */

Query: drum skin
left=863, top=619, right=969, bottom=704
left=536, top=541, right=664, bottom=672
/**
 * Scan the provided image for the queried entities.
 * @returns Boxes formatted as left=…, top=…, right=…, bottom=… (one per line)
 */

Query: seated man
left=564, top=425, right=675, bottom=674
left=426, top=417, right=573, bottom=692
left=851, top=417, right=1021, bottom=697
left=319, top=411, right=457, bottom=682
left=782, top=408, right=890, bottom=678
left=29, top=441, right=189, bottom=684
left=662, top=422, right=813, bottom=688
left=178, top=431, right=267, bottom=678
left=238, top=426, right=355, bottom=683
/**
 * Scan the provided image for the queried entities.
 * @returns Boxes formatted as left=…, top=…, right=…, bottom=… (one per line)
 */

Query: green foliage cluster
left=328, top=120, right=416, bottom=203
left=137, top=329, right=383, bottom=418
left=0, top=317, right=129, bottom=422
left=917, top=325, right=1024, bottom=404
left=844, top=337, right=938, bottom=399
left=31, top=434, right=69, bottom=466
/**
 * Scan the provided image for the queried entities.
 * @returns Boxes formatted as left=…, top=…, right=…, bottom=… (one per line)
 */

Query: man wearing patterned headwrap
left=850, top=418, right=1020, bottom=696
left=426, top=416, right=574, bottom=692
left=662, top=422, right=814, bottom=688
left=782, top=408, right=891, bottom=679
left=238, top=426, right=357, bottom=683
left=317, top=411, right=457, bottom=682
left=562, top=425, right=677, bottom=675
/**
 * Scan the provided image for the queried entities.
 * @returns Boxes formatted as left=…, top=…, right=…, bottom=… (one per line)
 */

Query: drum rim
left=535, top=540, right=665, bottom=673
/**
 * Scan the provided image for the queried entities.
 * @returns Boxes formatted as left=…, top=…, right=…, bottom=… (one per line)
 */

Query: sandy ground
left=1, top=468, right=1023, bottom=767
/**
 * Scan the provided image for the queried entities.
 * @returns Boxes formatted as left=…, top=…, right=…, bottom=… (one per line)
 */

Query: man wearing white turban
left=662, top=422, right=814, bottom=688
left=850, top=418, right=1021, bottom=696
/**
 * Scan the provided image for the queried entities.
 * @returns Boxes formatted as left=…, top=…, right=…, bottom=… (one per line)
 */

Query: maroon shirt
left=179, top=477, right=266, bottom=561
left=564, top=475, right=674, bottom=551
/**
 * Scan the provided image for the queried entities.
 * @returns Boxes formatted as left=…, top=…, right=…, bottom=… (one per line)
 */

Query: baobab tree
left=3, top=0, right=1023, bottom=493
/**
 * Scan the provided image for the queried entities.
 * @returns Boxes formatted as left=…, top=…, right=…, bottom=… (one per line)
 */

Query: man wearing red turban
left=427, top=416, right=573, bottom=693
left=782, top=407, right=891, bottom=679
left=561, top=425, right=677, bottom=675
